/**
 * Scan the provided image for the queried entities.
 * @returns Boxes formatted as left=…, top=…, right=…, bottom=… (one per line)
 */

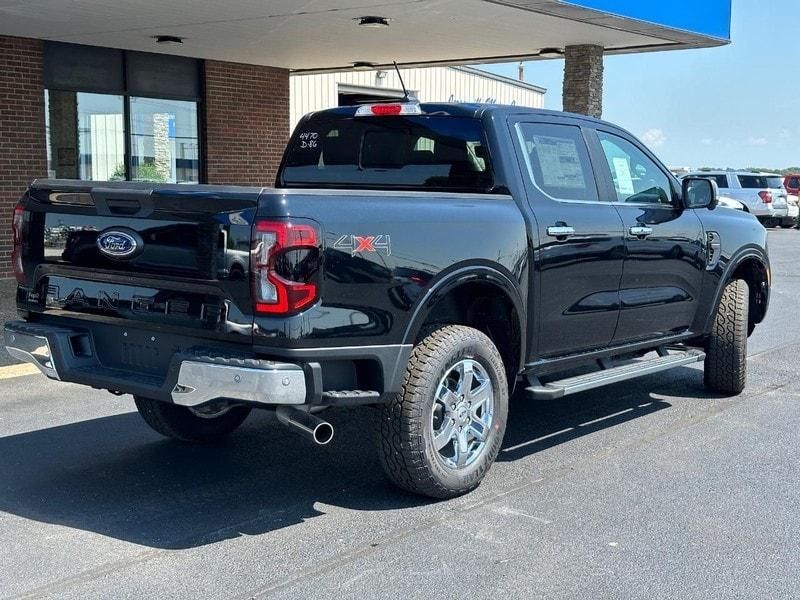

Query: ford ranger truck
left=5, top=103, right=770, bottom=499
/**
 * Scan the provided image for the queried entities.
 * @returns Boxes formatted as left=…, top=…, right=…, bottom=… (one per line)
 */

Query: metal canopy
left=0, top=0, right=731, bottom=71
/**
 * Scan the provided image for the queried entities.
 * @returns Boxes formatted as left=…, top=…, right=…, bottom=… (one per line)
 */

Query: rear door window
left=281, top=115, right=493, bottom=193
left=514, top=122, right=598, bottom=201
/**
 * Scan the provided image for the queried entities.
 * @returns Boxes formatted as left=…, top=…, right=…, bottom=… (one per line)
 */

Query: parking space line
left=0, top=363, right=39, bottom=380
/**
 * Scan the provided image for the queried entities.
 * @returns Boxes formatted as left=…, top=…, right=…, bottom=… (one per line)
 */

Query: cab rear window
left=280, top=115, right=494, bottom=193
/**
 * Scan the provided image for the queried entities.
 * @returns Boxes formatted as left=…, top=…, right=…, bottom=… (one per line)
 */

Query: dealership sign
left=560, top=0, right=732, bottom=40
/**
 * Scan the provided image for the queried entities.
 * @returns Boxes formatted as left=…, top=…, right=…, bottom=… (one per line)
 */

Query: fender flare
left=702, top=248, right=770, bottom=332
left=402, top=265, right=527, bottom=371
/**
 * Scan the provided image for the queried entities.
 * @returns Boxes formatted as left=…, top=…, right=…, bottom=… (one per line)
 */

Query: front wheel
left=378, top=325, right=508, bottom=499
left=134, top=396, right=251, bottom=443
left=704, top=279, right=749, bottom=395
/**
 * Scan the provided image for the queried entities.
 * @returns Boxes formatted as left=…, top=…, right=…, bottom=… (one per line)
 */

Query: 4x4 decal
left=334, top=234, right=392, bottom=256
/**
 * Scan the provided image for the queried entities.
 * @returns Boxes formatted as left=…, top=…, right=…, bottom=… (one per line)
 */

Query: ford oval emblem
left=97, top=229, right=141, bottom=259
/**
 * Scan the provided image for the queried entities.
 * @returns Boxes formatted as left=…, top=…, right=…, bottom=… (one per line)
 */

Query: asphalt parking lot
left=0, top=230, right=798, bottom=600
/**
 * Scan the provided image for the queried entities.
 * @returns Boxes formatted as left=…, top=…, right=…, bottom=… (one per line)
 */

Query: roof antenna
left=393, top=61, right=417, bottom=102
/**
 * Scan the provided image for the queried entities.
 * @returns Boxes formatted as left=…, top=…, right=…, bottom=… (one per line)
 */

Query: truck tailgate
left=18, top=180, right=261, bottom=346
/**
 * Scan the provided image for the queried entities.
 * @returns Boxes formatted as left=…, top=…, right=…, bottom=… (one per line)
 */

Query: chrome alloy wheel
left=431, top=359, right=494, bottom=469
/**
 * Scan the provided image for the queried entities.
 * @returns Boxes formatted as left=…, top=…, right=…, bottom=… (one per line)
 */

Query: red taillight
left=11, top=204, right=25, bottom=284
left=251, top=220, right=320, bottom=315
left=759, top=191, right=772, bottom=204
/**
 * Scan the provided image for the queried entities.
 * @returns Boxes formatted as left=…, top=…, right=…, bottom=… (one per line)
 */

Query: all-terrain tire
left=704, top=279, right=749, bottom=395
left=134, top=396, right=251, bottom=443
left=378, top=325, right=509, bottom=499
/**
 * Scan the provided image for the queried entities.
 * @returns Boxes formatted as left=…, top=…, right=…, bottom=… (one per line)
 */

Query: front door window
left=597, top=131, right=674, bottom=206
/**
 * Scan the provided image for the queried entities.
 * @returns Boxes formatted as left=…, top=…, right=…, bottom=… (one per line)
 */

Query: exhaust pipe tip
left=312, top=422, right=334, bottom=445
left=276, top=406, right=334, bottom=446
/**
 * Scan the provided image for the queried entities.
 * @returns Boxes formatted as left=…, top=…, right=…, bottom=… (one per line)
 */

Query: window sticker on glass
left=612, top=157, right=635, bottom=196
left=533, top=136, right=587, bottom=189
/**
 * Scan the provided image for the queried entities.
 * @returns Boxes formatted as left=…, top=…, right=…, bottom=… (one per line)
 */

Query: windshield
left=738, top=175, right=784, bottom=189
left=280, top=115, right=494, bottom=193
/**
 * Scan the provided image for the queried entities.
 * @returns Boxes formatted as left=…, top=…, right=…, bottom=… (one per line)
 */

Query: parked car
left=717, top=196, right=748, bottom=211
left=784, top=173, right=800, bottom=196
left=787, top=194, right=800, bottom=226
left=6, top=103, right=770, bottom=499
left=684, top=171, right=789, bottom=227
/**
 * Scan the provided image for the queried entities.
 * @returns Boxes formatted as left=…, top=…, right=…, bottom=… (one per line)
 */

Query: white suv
left=685, top=171, right=789, bottom=227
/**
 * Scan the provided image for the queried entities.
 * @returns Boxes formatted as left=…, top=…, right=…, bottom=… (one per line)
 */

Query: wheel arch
left=402, top=265, right=526, bottom=386
left=706, top=250, right=770, bottom=335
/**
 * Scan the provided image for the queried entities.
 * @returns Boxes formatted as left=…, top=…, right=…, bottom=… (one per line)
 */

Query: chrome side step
left=525, top=349, right=705, bottom=400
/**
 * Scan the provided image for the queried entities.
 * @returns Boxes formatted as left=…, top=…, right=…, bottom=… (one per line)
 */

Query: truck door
left=510, top=118, right=625, bottom=358
left=588, top=128, right=706, bottom=343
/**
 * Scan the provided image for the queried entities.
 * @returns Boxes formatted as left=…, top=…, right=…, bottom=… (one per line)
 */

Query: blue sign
left=560, top=0, right=731, bottom=40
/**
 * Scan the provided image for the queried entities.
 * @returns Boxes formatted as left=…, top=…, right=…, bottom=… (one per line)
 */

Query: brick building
left=0, top=0, right=731, bottom=278
left=0, top=39, right=291, bottom=278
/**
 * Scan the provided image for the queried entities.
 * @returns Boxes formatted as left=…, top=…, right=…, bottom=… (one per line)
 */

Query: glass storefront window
left=45, top=90, right=125, bottom=181
left=45, top=92, right=200, bottom=183
left=129, top=97, right=199, bottom=183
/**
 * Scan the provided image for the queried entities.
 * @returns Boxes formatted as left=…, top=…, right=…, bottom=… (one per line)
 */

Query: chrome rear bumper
left=172, top=360, right=306, bottom=406
left=4, top=321, right=307, bottom=407
left=5, top=327, right=60, bottom=380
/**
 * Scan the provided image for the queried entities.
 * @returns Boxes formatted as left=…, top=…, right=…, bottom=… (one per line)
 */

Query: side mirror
left=683, top=177, right=718, bottom=210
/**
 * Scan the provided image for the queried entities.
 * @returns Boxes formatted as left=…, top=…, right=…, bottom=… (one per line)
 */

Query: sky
left=480, top=0, right=798, bottom=170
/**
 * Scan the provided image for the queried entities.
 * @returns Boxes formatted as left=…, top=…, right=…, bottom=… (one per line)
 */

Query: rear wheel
left=378, top=325, right=508, bottom=499
left=704, top=279, right=749, bottom=395
left=134, top=396, right=251, bottom=443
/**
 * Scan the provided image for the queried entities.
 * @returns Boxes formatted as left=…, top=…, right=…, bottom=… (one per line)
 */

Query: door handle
left=546, top=226, right=575, bottom=238
left=629, top=226, right=654, bottom=238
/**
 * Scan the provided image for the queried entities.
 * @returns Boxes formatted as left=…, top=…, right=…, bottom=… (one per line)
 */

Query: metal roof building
left=290, top=66, right=547, bottom=131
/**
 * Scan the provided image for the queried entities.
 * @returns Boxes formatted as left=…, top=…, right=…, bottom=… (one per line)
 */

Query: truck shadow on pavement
left=0, top=367, right=709, bottom=550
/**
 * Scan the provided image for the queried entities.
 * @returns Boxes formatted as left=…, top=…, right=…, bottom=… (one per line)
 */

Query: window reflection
left=130, top=97, right=199, bottom=183
left=45, top=91, right=124, bottom=181
left=45, top=91, right=199, bottom=183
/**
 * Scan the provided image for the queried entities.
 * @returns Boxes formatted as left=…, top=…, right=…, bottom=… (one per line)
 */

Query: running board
left=525, top=349, right=705, bottom=400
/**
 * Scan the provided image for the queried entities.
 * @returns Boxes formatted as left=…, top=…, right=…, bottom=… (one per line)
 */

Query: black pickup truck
left=5, top=102, right=770, bottom=499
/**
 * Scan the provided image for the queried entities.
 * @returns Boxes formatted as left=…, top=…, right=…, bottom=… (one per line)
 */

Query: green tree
left=133, top=162, right=167, bottom=183
left=107, top=161, right=168, bottom=183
